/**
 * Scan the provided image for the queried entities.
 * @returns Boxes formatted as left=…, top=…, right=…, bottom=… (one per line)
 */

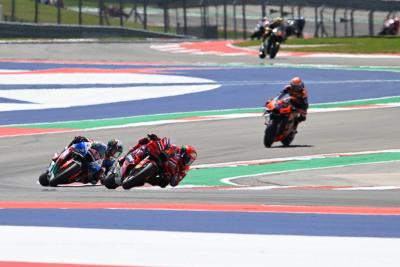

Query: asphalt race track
left=1, top=40, right=400, bottom=267
left=0, top=107, right=399, bottom=206
left=0, top=41, right=399, bottom=207
left=1, top=40, right=400, bottom=66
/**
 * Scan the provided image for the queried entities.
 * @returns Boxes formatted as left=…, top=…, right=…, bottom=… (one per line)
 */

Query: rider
left=54, top=136, right=123, bottom=184
left=119, top=134, right=197, bottom=188
left=262, top=17, right=286, bottom=42
left=252, top=16, right=270, bottom=39
left=269, top=77, right=309, bottom=129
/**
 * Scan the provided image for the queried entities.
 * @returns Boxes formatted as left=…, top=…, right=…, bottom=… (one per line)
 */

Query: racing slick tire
left=281, top=131, right=296, bottom=147
left=103, top=174, right=119, bottom=189
left=122, top=162, right=157, bottom=190
left=49, top=162, right=81, bottom=187
left=39, top=171, right=50, bottom=187
left=264, top=122, right=277, bottom=148
left=269, top=43, right=279, bottom=59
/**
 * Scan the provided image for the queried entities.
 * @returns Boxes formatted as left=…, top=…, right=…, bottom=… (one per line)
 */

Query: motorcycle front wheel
left=49, top=162, right=81, bottom=187
left=38, top=171, right=50, bottom=186
left=122, top=162, right=157, bottom=190
left=264, top=122, right=278, bottom=148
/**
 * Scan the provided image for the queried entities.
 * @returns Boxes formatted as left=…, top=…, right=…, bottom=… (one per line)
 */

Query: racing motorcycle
left=38, top=142, right=91, bottom=187
left=263, top=97, right=298, bottom=147
left=379, top=18, right=400, bottom=36
left=103, top=139, right=168, bottom=190
left=259, top=24, right=287, bottom=59
left=286, top=18, right=306, bottom=38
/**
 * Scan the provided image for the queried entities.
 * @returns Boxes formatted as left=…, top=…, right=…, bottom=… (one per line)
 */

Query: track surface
left=0, top=41, right=399, bottom=207
left=1, top=40, right=400, bottom=267
left=1, top=41, right=400, bottom=66
left=1, top=106, right=399, bottom=206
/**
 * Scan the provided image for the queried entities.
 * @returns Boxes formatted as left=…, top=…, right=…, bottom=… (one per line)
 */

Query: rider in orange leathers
left=268, top=77, right=309, bottom=129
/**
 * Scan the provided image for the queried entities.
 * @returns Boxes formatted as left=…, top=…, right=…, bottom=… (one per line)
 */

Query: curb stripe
left=0, top=262, right=142, bottom=267
left=0, top=128, right=74, bottom=137
left=1, top=202, right=400, bottom=215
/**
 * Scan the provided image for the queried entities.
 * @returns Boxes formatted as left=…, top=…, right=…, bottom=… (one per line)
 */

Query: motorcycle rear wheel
left=281, top=131, right=296, bottom=147
left=269, top=43, right=279, bottom=59
left=122, top=163, right=157, bottom=190
left=103, top=174, right=119, bottom=189
left=49, top=162, right=81, bottom=187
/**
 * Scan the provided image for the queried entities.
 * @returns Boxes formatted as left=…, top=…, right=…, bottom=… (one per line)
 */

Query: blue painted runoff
left=1, top=209, right=400, bottom=238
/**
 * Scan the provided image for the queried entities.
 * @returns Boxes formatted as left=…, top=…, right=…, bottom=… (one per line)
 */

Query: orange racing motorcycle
left=263, top=97, right=298, bottom=147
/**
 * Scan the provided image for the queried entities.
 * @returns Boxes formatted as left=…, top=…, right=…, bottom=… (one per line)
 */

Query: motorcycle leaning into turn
left=263, top=96, right=299, bottom=148
left=39, top=141, right=96, bottom=187
left=102, top=138, right=169, bottom=190
left=259, top=24, right=287, bottom=59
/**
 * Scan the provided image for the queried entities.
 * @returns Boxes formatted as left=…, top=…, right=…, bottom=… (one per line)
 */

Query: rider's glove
left=118, top=157, right=125, bottom=166
left=298, top=115, right=306, bottom=122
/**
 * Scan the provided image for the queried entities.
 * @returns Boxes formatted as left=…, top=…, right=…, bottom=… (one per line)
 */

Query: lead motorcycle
left=39, top=142, right=92, bottom=187
left=259, top=24, right=287, bottom=59
left=103, top=138, right=169, bottom=190
left=263, top=97, right=298, bottom=147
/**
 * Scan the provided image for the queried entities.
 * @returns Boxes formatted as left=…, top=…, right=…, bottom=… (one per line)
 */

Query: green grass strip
left=182, top=152, right=400, bottom=186
left=2, top=0, right=167, bottom=33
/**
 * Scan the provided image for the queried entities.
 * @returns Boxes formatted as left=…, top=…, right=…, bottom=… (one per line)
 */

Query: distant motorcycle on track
left=259, top=24, right=287, bottom=59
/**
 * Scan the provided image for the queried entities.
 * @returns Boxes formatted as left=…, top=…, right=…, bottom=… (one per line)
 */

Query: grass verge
left=2, top=0, right=167, bottom=33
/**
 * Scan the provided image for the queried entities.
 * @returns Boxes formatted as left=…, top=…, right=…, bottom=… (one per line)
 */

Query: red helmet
left=181, top=145, right=197, bottom=166
left=290, top=77, right=304, bottom=92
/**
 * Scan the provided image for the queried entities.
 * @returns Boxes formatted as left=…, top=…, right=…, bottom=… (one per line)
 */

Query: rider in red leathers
left=120, top=134, right=197, bottom=188
left=155, top=143, right=197, bottom=187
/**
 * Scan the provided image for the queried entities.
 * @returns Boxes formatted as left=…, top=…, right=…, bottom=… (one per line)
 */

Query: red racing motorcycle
left=103, top=138, right=169, bottom=190
left=39, top=142, right=91, bottom=187
left=263, top=97, right=298, bottom=147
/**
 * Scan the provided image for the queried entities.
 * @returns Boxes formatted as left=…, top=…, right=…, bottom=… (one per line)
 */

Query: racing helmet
left=275, top=17, right=284, bottom=24
left=290, top=77, right=304, bottom=92
left=180, top=145, right=197, bottom=166
left=106, top=139, right=123, bottom=158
